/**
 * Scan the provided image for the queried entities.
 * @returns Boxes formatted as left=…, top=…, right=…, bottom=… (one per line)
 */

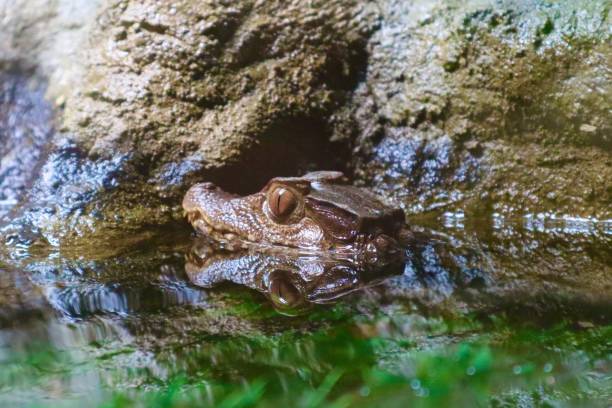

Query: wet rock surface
left=0, top=0, right=609, bottom=248
left=380, top=217, right=612, bottom=322
left=351, top=0, right=611, bottom=218
left=0, top=73, right=55, bottom=219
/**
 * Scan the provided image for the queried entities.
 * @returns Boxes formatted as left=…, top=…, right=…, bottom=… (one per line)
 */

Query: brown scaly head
left=183, top=171, right=405, bottom=258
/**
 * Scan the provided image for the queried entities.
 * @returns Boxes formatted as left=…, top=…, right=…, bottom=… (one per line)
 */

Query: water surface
left=0, top=216, right=610, bottom=407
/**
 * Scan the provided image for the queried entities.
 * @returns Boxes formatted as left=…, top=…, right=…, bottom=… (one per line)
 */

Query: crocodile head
left=183, top=171, right=405, bottom=259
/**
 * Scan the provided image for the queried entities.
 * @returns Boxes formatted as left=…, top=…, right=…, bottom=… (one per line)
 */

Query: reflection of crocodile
left=183, top=171, right=406, bottom=261
left=185, top=238, right=405, bottom=314
left=10, top=218, right=611, bottom=321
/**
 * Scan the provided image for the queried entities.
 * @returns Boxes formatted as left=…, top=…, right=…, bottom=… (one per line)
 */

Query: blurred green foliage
left=1, top=306, right=610, bottom=408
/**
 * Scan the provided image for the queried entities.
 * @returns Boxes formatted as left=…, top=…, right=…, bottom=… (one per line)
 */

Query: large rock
left=0, top=0, right=609, bottom=249
left=0, top=0, right=375, bottom=245
left=351, top=0, right=611, bottom=218
left=61, top=0, right=374, bottom=186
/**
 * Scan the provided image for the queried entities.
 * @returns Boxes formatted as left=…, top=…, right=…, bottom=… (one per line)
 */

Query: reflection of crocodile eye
left=269, top=187, right=297, bottom=219
left=270, top=276, right=302, bottom=308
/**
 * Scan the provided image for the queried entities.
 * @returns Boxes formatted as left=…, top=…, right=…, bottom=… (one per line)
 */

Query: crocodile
left=183, top=171, right=406, bottom=261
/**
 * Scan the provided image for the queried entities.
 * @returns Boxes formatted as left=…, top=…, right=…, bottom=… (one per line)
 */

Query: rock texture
left=0, top=0, right=610, bottom=249
left=61, top=0, right=374, bottom=190
left=0, top=0, right=376, bottom=245
left=351, top=0, right=611, bottom=218
left=0, top=0, right=100, bottom=99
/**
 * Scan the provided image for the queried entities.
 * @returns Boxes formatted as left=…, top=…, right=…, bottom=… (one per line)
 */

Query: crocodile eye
left=268, top=187, right=297, bottom=219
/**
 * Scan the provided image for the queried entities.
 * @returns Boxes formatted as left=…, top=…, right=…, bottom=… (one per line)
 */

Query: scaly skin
left=183, top=171, right=406, bottom=259
left=185, top=238, right=403, bottom=313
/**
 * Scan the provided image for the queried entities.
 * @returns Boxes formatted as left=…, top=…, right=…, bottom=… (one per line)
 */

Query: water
left=0, top=216, right=610, bottom=407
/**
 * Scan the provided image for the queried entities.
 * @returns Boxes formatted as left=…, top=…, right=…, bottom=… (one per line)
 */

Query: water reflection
left=0, top=217, right=610, bottom=406
left=185, top=238, right=405, bottom=314
left=383, top=217, right=612, bottom=321
left=26, top=252, right=206, bottom=320
left=9, top=215, right=610, bottom=321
